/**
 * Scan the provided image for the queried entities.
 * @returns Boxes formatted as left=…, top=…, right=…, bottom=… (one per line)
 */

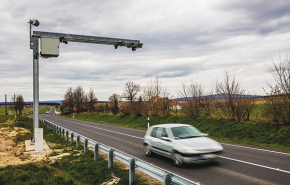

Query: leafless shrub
left=264, top=55, right=290, bottom=124
left=214, top=71, right=255, bottom=122
left=108, top=93, right=122, bottom=115
left=178, top=81, right=203, bottom=117
left=11, top=94, right=25, bottom=115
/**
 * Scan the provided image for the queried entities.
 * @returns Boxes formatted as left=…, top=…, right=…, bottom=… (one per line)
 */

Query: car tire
left=143, top=144, right=153, bottom=156
left=172, top=152, right=183, bottom=167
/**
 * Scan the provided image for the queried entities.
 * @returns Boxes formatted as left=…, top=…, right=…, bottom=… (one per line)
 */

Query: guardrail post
left=129, top=158, right=135, bottom=185
left=70, top=133, right=74, bottom=144
left=66, top=131, right=69, bottom=141
left=62, top=129, right=65, bottom=138
left=76, top=135, right=80, bottom=148
left=94, top=143, right=98, bottom=161
left=163, top=173, right=171, bottom=185
left=84, top=139, right=88, bottom=153
left=59, top=127, right=62, bottom=136
left=108, top=149, right=114, bottom=169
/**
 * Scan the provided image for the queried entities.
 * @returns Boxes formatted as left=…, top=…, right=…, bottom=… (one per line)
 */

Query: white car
left=143, top=124, right=223, bottom=166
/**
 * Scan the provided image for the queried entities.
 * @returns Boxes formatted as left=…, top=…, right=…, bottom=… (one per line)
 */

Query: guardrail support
left=70, top=133, right=74, bottom=144
left=76, top=135, right=80, bottom=148
left=62, top=129, right=65, bottom=138
left=84, top=139, right=88, bottom=153
left=56, top=126, right=58, bottom=134
left=59, top=127, right=62, bottom=136
left=108, top=149, right=114, bottom=169
left=94, top=143, right=99, bottom=161
left=129, top=158, right=135, bottom=185
left=163, top=173, right=171, bottom=185
left=66, top=130, right=69, bottom=141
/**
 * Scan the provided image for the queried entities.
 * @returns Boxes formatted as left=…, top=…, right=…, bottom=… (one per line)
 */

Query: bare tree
left=123, top=81, right=140, bottom=103
left=178, top=81, right=203, bottom=117
left=264, top=56, right=290, bottom=124
left=73, top=86, right=85, bottom=114
left=88, top=88, right=98, bottom=114
left=63, top=87, right=74, bottom=113
left=142, top=76, right=169, bottom=116
left=11, top=94, right=17, bottom=115
left=11, top=94, right=25, bottom=115
left=214, top=71, right=255, bottom=122
left=108, top=93, right=122, bottom=115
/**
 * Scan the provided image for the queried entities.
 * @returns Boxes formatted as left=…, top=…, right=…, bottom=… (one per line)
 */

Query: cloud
left=0, top=0, right=290, bottom=102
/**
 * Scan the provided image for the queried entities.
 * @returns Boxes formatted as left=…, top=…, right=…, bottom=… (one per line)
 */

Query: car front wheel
left=172, top=152, right=183, bottom=167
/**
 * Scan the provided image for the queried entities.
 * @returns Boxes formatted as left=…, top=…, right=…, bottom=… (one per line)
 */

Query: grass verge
left=0, top=115, right=153, bottom=185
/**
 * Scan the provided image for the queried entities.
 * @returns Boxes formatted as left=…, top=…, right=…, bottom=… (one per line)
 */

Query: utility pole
left=5, top=94, right=7, bottom=115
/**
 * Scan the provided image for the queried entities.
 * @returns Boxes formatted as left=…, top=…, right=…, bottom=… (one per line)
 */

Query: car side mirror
left=201, top=133, right=208, bottom=137
left=161, top=137, right=171, bottom=142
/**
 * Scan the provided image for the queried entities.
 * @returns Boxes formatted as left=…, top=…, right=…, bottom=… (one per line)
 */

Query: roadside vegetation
left=0, top=115, right=154, bottom=185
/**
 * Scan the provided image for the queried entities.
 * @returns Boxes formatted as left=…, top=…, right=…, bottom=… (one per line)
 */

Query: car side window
left=161, top=128, right=168, bottom=137
left=150, top=127, right=159, bottom=138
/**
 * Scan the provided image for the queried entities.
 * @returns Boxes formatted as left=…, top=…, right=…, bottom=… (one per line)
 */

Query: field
left=0, top=105, right=49, bottom=116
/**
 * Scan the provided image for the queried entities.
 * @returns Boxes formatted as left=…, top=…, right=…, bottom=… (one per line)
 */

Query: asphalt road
left=40, top=111, right=290, bottom=185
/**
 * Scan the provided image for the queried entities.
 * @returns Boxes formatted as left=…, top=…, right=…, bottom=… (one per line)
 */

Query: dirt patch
left=0, top=120, right=31, bottom=167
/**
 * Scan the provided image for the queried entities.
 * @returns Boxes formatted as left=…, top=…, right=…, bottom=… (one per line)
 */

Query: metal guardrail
left=42, top=119, right=199, bottom=185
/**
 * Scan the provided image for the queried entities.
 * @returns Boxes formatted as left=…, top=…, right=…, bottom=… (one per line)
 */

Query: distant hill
left=176, top=94, right=265, bottom=101
left=0, top=100, right=62, bottom=105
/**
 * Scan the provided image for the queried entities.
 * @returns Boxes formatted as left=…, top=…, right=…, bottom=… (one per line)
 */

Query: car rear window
left=150, top=127, right=159, bottom=138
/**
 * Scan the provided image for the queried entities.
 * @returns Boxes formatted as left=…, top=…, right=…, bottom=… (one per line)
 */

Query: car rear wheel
left=144, top=144, right=153, bottom=156
left=172, top=152, right=183, bottom=167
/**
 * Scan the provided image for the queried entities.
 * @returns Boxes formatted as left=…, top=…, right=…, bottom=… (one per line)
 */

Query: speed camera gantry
left=28, top=19, right=143, bottom=143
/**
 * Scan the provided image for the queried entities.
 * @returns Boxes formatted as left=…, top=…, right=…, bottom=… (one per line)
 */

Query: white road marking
left=220, top=143, right=290, bottom=156
left=52, top=117, right=144, bottom=140
left=220, top=156, right=290, bottom=174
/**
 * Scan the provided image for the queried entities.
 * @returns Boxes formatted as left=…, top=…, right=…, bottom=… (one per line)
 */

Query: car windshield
left=171, top=126, right=202, bottom=139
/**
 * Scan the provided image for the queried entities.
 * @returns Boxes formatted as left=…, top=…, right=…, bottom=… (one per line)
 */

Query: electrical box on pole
left=40, top=38, right=60, bottom=57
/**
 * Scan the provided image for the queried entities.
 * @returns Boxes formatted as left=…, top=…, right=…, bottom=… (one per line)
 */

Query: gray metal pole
left=84, top=139, right=88, bottom=153
left=76, top=136, right=80, bottom=148
left=70, top=133, right=74, bottom=144
left=66, top=130, right=69, bottom=141
left=32, top=36, right=39, bottom=141
left=108, top=149, right=114, bottom=169
left=94, top=143, right=99, bottom=161
left=163, top=173, right=171, bottom=185
left=129, top=158, right=135, bottom=185
left=5, top=94, right=7, bottom=115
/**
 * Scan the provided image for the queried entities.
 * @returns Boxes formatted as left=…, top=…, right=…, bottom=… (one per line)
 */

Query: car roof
left=151, top=123, right=191, bottom=128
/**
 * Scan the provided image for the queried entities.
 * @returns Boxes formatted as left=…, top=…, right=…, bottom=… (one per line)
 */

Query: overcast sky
left=1, top=0, right=290, bottom=102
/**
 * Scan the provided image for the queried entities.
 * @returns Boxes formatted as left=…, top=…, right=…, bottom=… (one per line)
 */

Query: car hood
left=176, top=137, right=222, bottom=152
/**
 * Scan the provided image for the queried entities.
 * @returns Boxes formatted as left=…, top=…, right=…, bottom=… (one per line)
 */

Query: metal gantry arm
left=33, top=31, right=143, bottom=51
